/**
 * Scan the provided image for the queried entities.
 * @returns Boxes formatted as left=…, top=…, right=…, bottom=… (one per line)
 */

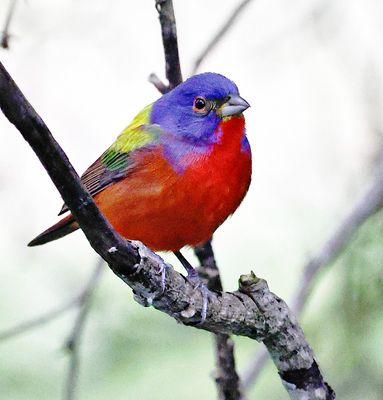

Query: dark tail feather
left=28, top=215, right=79, bottom=246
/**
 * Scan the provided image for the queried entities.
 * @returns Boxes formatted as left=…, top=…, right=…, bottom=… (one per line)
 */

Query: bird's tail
left=28, top=215, right=79, bottom=246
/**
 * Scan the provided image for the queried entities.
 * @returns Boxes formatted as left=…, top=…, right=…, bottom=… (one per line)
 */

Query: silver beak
left=220, top=94, right=250, bottom=117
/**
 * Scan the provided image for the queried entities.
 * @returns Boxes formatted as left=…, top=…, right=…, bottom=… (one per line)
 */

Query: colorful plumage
left=29, top=73, right=252, bottom=252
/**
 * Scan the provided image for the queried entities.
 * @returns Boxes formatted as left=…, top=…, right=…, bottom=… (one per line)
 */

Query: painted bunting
left=29, top=73, right=251, bottom=271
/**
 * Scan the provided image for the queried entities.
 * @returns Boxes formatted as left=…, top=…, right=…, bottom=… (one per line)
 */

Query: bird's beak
left=219, top=94, right=250, bottom=117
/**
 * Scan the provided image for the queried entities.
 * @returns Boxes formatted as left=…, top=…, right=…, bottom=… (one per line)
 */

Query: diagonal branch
left=291, top=156, right=383, bottom=314
left=0, top=62, right=140, bottom=271
left=0, top=297, right=78, bottom=342
left=0, top=60, right=334, bottom=399
left=0, top=259, right=103, bottom=343
left=242, top=154, right=383, bottom=390
left=192, top=0, right=254, bottom=74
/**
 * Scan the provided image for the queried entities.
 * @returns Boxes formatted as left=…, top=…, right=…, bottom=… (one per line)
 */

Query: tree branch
left=0, top=298, right=78, bottom=342
left=64, top=258, right=104, bottom=400
left=148, top=72, right=169, bottom=95
left=191, top=0, right=254, bottom=74
left=0, top=55, right=334, bottom=400
left=0, top=259, right=103, bottom=343
left=242, top=154, right=383, bottom=390
left=195, top=240, right=243, bottom=400
left=0, top=62, right=140, bottom=272
left=1, top=0, right=18, bottom=49
left=153, top=0, right=182, bottom=91
left=152, top=2, right=243, bottom=397
left=292, top=156, right=383, bottom=313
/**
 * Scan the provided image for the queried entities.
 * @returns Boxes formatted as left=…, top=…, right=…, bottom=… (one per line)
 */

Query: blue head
left=150, top=72, right=249, bottom=145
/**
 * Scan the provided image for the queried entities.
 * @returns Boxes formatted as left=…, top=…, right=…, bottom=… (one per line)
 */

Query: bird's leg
left=174, top=250, right=199, bottom=280
left=174, top=250, right=209, bottom=321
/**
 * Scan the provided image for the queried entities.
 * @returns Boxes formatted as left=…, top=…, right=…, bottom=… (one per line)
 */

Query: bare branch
left=154, top=0, right=244, bottom=394
left=192, top=0, right=254, bottom=74
left=195, top=240, right=242, bottom=400
left=148, top=72, right=168, bottom=95
left=1, top=0, right=18, bottom=49
left=241, top=348, right=269, bottom=389
left=242, top=155, right=383, bottom=390
left=0, top=297, right=78, bottom=342
left=0, top=61, right=140, bottom=271
left=0, top=259, right=103, bottom=343
left=292, top=157, right=383, bottom=313
left=152, top=0, right=182, bottom=92
left=64, top=258, right=104, bottom=400
left=0, top=59, right=334, bottom=399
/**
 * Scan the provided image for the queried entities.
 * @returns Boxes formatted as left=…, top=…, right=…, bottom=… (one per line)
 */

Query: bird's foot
left=174, top=251, right=210, bottom=322
left=156, top=260, right=169, bottom=294
left=186, top=272, right=210, bottom=322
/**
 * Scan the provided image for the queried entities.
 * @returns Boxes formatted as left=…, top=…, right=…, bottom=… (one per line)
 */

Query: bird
left=29, top=72, right=252, bottom=278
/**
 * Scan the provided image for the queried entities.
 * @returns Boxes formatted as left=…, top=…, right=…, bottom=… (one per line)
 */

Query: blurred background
left=1, top=0, right=383, bottom=399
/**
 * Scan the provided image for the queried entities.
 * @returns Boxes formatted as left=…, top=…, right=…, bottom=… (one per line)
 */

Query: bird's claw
left=186, top=270, right=210, bottom=322
left=155, top=261, right=170, bottom=294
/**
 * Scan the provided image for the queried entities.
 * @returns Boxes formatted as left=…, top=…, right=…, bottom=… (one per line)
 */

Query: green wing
left=59, top=104, right=161, bottom=215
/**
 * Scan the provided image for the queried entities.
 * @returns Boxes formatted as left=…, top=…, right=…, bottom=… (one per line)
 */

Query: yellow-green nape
left=111, top=104, right=156, bottom=153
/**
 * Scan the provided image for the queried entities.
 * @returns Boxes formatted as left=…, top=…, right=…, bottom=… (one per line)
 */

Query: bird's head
left=150, top=72, right=250, bottom=144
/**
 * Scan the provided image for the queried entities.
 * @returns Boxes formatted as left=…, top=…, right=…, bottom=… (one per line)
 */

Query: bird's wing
left=58, top=104, right=162, bottom=215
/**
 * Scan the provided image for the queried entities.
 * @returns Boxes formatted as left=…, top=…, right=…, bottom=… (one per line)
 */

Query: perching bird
left=29, top=72, right=252, bottom=275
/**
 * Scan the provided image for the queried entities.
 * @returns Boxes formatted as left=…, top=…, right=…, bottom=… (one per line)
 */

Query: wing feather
left=58, top=104, right=162, bottom=215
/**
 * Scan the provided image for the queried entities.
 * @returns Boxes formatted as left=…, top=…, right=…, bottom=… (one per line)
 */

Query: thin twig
left=148, top=72, right=168, bottom=95
left=1, top=0, right=18, bottom=49
left=0, top=259, right=104, bottom=343
left=292, top=157, right=383, bottom=313
left=152, top=0, right=182, bottom=92
left=191, top=0, right=254, bottom=74
left=242, top=154, right=383, bottom=390
left=241, top=349, right=269, bottom=389
left=195, top=240, right=243, bottom=400
left=64, top=258, right=104, bottom=400
left=0, top=298, right=78, bottom=342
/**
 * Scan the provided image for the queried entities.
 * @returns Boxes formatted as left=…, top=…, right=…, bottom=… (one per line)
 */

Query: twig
left=1, top=0, right=18, bottom=49
left=152, top=0, right=182, bottom=92
left=0, top=297, right=78, bottom=342
left=0, top=54, right=334, bottom=400
left=0, top=259, right=103, bottom=343
left=292, top=156, right=383, bottom=313
left=241, top=154, right=383, bottom=390
left=241, top=348, right=269, bottom=389
left=191, top=0, right=254, bottom=74
left=64, top=258, right=104, bottom=400
left=195, top=240, right=243, bottom=400
left=148, top=72, right=168, bottom=95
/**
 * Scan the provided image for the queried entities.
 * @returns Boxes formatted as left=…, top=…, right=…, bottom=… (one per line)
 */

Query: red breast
left=94, top=115, right=251, bottom=251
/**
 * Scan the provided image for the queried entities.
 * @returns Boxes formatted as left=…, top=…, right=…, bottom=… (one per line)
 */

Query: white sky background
left=0, top=0, right=382, bottom=396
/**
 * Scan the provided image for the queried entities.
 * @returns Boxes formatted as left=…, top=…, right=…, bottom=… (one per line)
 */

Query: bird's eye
left=193, top=96, right=210, bottom=113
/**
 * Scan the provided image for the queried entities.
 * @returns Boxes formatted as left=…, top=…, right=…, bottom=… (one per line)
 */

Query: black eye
left=194, top=97, right=206, bottom=109
left=193, top=96, right=209, bottom=113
